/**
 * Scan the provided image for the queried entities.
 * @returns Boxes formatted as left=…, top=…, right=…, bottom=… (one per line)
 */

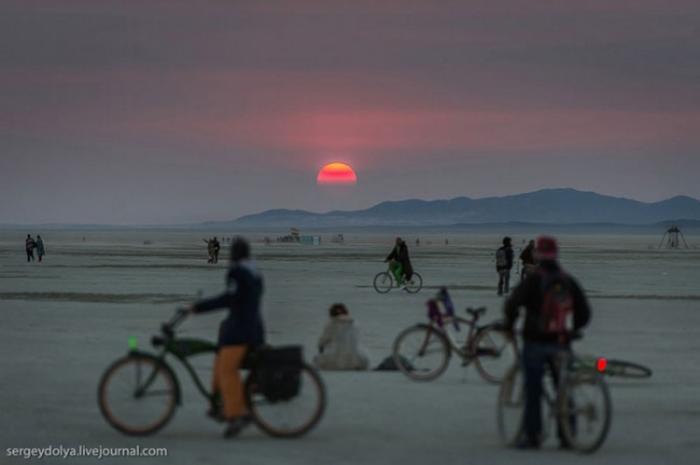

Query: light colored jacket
left=313, top=316, right=369, bottom=371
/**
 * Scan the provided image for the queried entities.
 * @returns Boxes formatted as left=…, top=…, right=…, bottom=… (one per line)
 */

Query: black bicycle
left=497, top=334, right=612, bottom=453
left=98, top=309, right=326, bottom=438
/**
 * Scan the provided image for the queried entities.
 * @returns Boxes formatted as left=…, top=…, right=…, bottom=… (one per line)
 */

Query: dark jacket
left=386, top=242, right=413, bottom=279
left=497, top=245, right=514, bottom=271
left=519, top=246, right=535, bottom=266
left=193, top=261, right=265, bottom=347
left=504, top=261, right=591, bottom=343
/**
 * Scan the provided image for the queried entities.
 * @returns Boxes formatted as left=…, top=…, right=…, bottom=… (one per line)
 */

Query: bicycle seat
left=466, top=307, right=487, bottom=317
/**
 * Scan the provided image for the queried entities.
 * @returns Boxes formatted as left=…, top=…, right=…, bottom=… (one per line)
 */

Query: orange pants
left=212, top=345, right=248, bottom=419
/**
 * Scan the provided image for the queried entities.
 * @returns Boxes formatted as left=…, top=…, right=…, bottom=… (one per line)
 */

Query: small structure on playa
left=658, top=225, right=689, bottom=249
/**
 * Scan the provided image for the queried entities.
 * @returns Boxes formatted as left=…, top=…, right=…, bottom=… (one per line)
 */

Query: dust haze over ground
left=1, top=230, right=699, bottom=465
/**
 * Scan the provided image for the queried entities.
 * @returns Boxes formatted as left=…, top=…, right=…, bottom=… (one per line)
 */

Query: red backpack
left=539, top=271, right=574, bottom=340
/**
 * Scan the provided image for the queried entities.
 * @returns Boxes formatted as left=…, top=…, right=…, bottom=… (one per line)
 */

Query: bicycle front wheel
left=373, top=272, right=394, bottom=293
left=246, top=363, right=326, bottom=438
left=404, top=272, right=423, bottom=293
left=98, top=354, right=178, bottom=436
left=472, top=326, right=517, bottom=384
left=392, top=325, right=450, bottom=381
left=560, top=372, right=612, bottom=453
left=603, top=359, right=652, bottom=379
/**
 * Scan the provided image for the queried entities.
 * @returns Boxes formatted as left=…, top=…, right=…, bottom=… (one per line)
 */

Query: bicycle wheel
left=559, top=372, right=612, bottom=453
left=246, top=363, right=326, bottom=438
left=404, top=272, right=423, bottom=293
left=98, top=354, right=178, bottom=436
left=392, top=325, right=450, bottom=381
left=497, top=365, right=525, bottom=446
left=373, top=272, right=394, bottom=293
left=603, top=359, right=652, bottom=379
left=472, top=326, right=517, bottom=384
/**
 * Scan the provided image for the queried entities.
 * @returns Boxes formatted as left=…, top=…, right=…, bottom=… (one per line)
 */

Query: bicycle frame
left=425, top=299, right=483, bottom=358
left=130, top=334, right=220, bottom=405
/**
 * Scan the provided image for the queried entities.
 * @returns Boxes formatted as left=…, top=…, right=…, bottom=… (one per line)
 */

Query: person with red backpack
left=502, top=236, right=591, bottom=450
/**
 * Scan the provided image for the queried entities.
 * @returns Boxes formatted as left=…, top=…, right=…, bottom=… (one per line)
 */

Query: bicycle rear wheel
left=497, top=365, right=525, bottom=446
left=603, top=359, right=652, bottom=379
left=404, top=272, right=423, bottom=293
left=560, top=372, right=612, bottom=453
left=392, top=325, right=450, bottom=381
left=373, top=272, right=394, bottom=293
left=472, top=326, right=517, bottom=384
left=98, top=354, right=177, bottom=436
left=246, top=363, right=326, bottom=438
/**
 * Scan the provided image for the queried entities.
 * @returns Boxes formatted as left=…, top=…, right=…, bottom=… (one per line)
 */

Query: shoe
left=206, top=407, right=225, bottom=423
left=514, top=436, right=541, bottom=450
left=223, top=415, right=253, bottom=438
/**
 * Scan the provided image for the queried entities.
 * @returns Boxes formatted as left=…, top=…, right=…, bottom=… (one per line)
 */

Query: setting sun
left=317, top=162, right=358, bottom=185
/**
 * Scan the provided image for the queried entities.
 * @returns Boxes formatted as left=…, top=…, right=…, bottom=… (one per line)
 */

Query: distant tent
left=658, top=225, right=689, bottom=249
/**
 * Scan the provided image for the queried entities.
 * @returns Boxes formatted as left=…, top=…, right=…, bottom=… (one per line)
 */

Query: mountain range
left=219, top=188, right=700, bottom=228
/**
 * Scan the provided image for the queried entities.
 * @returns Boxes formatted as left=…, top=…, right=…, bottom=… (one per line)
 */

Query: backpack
left=538, top=272, right=574, bottom=339
left=495, top=248, right=508, bottom=268
left=256, top=346, right=303, bottom=402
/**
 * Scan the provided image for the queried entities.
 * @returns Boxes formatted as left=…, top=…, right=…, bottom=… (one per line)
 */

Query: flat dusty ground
left=1, top=231, right=699, bottom=465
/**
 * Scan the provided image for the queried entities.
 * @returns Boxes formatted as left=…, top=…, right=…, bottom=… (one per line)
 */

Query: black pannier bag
left=257, top=346, right=303, bottom=402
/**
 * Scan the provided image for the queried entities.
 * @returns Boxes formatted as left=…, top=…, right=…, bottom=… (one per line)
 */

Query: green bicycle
left=98, top=309, right=326, bottom=438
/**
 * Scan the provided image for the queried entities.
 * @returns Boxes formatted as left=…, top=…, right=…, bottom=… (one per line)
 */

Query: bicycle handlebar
left=162, top=308, right=189, bottom=336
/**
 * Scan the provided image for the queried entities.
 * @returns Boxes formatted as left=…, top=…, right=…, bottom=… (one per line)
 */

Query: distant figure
left=503, top=236, right=591, bottom=449
left=35, top=235, right=46, bottom=263
left=203, top=238, right=214, bottom=263
left=25, top=234, right=36, bottom=262
left=314, top=304, right=369, bottom=371
left=496, top=236, right=514, bottom=295
left=385, top=237, right=414, bottom=289
left=212, top=237, right=221, bottom=264
left=445, top=238, right=449, bottom=245
left=416, top=237, right=420, bottom=247
left=519, top=240, right=537, bottom=280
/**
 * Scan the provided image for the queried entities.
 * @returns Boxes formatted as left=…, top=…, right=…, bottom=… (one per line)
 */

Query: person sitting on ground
left=313, top=303, right=369, bottom=371
left=502, top=236, right=591, bottom=450
left=519, top=239, right=537, bottom=280
left=186, top=237, right=265, bottom=438
left=496, top=236, right=514, bottom=295
left=385, top=237, right=414, bottom=288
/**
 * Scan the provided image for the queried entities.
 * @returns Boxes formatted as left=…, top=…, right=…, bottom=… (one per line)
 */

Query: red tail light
left=596, top=357, right=608, bottom=372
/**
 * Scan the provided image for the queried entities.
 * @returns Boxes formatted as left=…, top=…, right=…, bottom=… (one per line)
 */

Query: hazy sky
left=2, top=0, right=700, bottom=224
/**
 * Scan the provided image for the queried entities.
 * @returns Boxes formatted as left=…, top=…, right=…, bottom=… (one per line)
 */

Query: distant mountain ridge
left=224, top=188, right=700, bottom=228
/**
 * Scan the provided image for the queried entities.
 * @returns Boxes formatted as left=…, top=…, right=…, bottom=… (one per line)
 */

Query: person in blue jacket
left=187, top=237, right=265, bottom=438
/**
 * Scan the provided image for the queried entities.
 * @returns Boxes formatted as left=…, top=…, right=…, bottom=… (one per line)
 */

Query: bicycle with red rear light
left=497, top=332, right=612, bottom=453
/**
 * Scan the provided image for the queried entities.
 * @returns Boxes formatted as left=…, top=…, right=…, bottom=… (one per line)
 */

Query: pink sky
left=1, top=1, right=699, bottom=223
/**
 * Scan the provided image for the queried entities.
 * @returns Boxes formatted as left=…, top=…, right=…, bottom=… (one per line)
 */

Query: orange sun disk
left=317, top=162, right=358, bottom=185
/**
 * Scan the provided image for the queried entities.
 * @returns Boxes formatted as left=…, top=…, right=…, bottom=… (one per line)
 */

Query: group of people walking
left=203, top=237, right=221, bottom=264
left=24, top=234, right=46, bottom=263
left=495, top=237, right=538, bottom=295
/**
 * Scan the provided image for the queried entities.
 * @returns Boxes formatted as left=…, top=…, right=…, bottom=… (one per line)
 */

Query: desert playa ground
left=1, top=230, right=699, bottom=465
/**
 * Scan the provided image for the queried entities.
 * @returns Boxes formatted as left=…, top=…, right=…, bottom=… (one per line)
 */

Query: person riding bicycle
left=502, top=236, right=591, bottom=450
left=186, top=237, right=265, bottom=438
left=385, top=237, right=413, bottom=288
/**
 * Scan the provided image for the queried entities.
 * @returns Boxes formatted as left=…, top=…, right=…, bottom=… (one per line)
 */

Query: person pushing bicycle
left=502, top=236, right=591, bottom=450
left=185, top=237, right=265, bottom=438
